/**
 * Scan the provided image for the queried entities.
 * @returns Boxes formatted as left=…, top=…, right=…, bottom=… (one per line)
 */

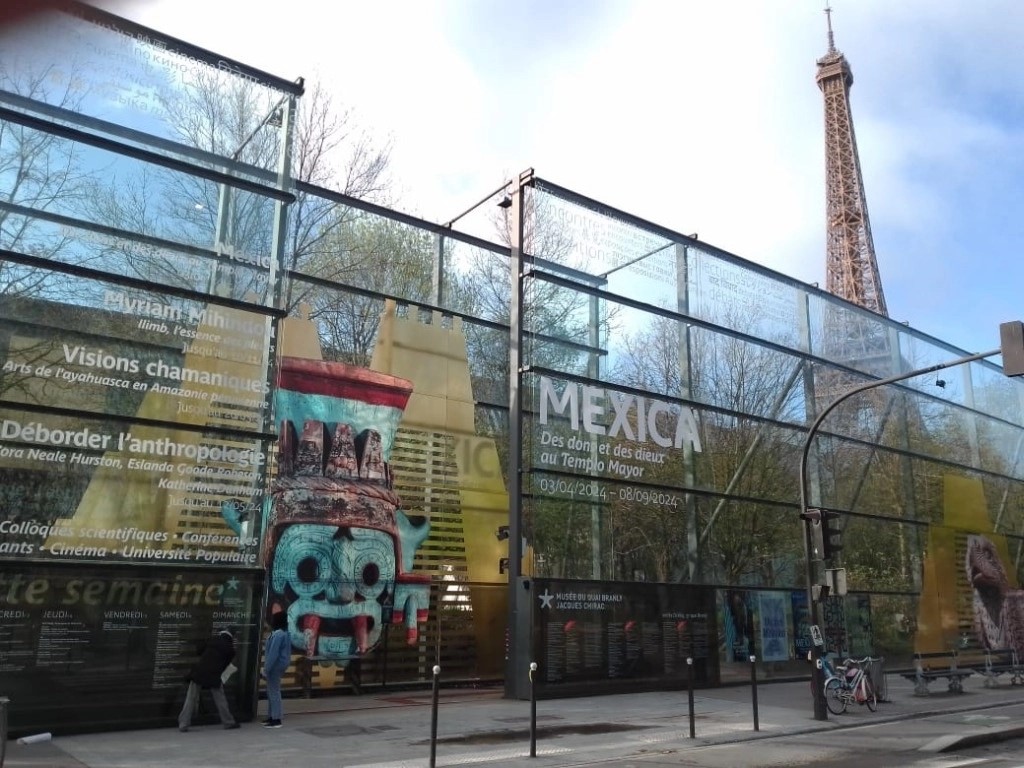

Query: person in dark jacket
left=177, top=629, right=239, bottom=731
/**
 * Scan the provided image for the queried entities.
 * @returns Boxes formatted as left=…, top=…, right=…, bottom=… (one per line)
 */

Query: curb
left=921, top=724, right=1024, bottom=753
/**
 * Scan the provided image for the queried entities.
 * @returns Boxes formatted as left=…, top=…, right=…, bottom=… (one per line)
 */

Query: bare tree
left=304, top=216, right=434, bottom=367
left=77, top=69, right=392, bottom=310
left=0, top=64, right=94, bottom=402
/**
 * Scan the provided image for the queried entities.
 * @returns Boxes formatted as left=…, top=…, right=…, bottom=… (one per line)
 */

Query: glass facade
left=2, top=3, right=1024, bottom=731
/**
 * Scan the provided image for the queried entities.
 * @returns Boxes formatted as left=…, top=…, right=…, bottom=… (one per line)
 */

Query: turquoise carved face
left=272, top=523, right=408, bottom=657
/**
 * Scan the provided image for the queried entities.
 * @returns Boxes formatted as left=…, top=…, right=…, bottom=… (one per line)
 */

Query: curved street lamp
left=800, top=346, right=1000, bottom=720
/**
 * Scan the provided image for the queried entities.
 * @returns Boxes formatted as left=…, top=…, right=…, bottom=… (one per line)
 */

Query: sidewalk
left=6, top=672, right=1024, bottom=768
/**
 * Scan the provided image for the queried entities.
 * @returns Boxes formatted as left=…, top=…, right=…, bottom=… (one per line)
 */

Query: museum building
left=1, top=4, right=1023, bottom=734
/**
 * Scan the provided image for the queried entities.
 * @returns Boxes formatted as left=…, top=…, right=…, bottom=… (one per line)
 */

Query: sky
left=86, top=0, right=1024, bottom=358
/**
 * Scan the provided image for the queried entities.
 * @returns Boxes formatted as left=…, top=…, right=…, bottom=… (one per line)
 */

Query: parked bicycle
left=823, top=655, right=879, bottom=714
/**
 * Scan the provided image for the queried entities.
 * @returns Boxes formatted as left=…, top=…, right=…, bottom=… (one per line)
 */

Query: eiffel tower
left=817, top=5, right=891, bottom=372
left=811, top=9, right=929, bottom=611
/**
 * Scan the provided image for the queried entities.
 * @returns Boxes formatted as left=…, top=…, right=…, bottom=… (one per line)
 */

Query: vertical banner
left=846, top=594, right=873, bottom=657
left=792, top=590, right=812, bottom=660
left=758, top=591, right=790, bottom=662
left=822, top=595, right=847, bottom=657
left=916, top=476, right=1020, bottom=657
left=721, top=589, right=754, bottom=662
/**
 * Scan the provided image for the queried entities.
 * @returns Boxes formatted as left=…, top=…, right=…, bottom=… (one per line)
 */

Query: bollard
left=686, top=656, right=695, bottom=739
left=749, top=655, right=759, bottom=731
left=529, top=662, right=538, bottom=758
left=429, top=664, right=440, bottom=768
left=811, top=646, right=828, bottom=721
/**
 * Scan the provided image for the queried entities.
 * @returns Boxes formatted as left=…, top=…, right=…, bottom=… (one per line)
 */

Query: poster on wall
left=262, top=357, right=432, bottom=670
left=531, top=578, right=718, bottom=696
left=0, top=407, right=268, bottom=567
left=721, top=589, right=754, bottom=662
left=0, top=282, right=276, bottom=567
left=846, top=594, right=873, bottom=657
left=263, top=302, right=514, bottom=687
left=0, top=561, right=262, bottom=735
left=822, top=595, right=847, bottom=656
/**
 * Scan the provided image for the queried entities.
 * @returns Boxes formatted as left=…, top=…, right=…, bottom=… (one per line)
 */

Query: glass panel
left=0, top=274, right=273, bottom=426
left=465, top=320, right=510, bottom=407
left=284, top=201, right=437, bottom=315
left=523, top=371, right=701, bottom=491
left=972, top=360, right=1024, bottom=425
left=0, top=125, right=279, bottom=305
left=835, top=517, right=924, bottom=593
left=807, top=292, right=896, bottom=378
left=440, top=236, right=511, bottom=323
left=0, top=6, right=292, bottom=167
left=531, top=184, right=675, bottom=306
left=525, top=486, right=610, bottom=581
left=871, top=592, right=918, bottom=662
left=697, top=497, right=803, bottom=589
left=694, top=418, right=803, bottom=504
left=896, top=328, right=977, bottom=408
left=687, top=326, right=808, bottom=422
left=688, top=248, right=805, bottom=350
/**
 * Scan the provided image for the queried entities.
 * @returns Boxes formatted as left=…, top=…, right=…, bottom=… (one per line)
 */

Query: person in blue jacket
left=262, top=612, right=292, bottom=727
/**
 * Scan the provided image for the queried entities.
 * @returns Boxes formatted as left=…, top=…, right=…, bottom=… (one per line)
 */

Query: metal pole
left=505, top=168, right=534, bottom=698
left=799, top=347, right=999, bottom=721
left=686, top=656, right=695, bottom=739
left=749, top=655, right=759, bottom=731
left=429, top=664, right=440, bottom=768
left=0, top=696, right=8, bottom=768
left=529, top=662, right=538, bottom=757
left=441, top=179, right=512, bottom=229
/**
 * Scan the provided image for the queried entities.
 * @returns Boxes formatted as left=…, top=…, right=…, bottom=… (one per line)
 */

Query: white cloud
left=91, top=0, right=1024, bottom=354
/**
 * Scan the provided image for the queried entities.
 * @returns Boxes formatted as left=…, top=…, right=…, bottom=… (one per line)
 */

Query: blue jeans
left=266, top=669, right=284, bottom=720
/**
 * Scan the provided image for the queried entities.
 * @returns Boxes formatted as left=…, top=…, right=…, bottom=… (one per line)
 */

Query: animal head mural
left=966, top=533, right=1024, bottom=655
left=263, top=359, right=431, bottom=663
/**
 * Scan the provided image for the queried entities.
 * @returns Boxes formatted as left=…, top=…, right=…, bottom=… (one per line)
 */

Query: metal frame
left=505, top=168, right=533, bottom=699
left=68, top=1, right=303, bottom=96
left=0, top=106, right=294, bottom=205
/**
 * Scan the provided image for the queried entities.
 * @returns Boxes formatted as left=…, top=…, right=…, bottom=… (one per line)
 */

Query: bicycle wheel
left=825, top=677, right=846, bottom=714
left=863, top=674, right=878, bottom=712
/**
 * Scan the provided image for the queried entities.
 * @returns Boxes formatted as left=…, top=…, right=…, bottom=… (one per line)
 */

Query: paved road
left=5, top=674, right=1024, bottom=768
left=591, top=703, right=1024, bottom=768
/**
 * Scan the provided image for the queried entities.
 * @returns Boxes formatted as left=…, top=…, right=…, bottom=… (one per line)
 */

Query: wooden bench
left=899, top=651, right=972, bottom=695
left=973, top=648, right=1024, bottom=688
left=296, top=654, right=363, bottom=698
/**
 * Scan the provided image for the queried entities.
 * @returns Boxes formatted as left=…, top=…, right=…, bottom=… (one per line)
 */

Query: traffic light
left=1001, top=321, right=1024, bottom=377
left=804, top=508, right=843, bottom=561
left=820, top=509, right=843, bottom=560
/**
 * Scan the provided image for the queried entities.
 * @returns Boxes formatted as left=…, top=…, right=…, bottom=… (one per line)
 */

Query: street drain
left=414, top=722, right=652, bottom=746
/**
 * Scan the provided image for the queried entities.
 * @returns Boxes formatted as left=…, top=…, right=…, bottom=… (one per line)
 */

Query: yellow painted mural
left=915, top=475, right=1021, bottom=656
left=370, top=300, right=511, bottom=676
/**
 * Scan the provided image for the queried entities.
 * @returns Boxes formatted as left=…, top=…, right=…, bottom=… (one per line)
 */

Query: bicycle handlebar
left=842, top=656, right=880, bottom=666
